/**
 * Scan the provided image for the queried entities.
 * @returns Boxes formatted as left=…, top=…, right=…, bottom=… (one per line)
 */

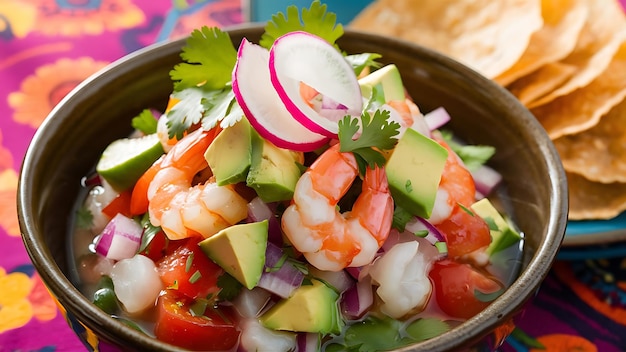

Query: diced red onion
left=341, top=275, right=374, bottom=319
left=296, top=333, right=320, bottom=352
left=345, top=267, right=362, bottom=281
left=423, top=107, right=451, bottom=131
left=308, top=266, right=355, bottom=293
left=81, top=172, right=102, bottom=188
left=94, top=213, right=143, bottom=261
left=405, top=217, right=445, bottom=245
left=247, top=197, right=282, bottom=246
left=472, top=164, right=503, bottom=196
left=257, top=243, right=305, bottom=298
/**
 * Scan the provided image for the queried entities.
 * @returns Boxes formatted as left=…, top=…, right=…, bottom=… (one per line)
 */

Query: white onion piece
left=233, top=287, right=272, bottom=318
left=423, top=107, right=451, bottom=131
left=239, top=318, right=296, bottom=352
left=94, top=213, right=143, bottom=261
left=232, top=38, right=328, bottom=152
left=110, top=255, right=162, bottom=314
left=269, top=31, right=362, bottom=137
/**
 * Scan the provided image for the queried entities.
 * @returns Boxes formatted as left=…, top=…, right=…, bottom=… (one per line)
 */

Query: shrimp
left=427, top=138, right=476, bottom=225
left=428, top=138, right=491, bottom=259
left=281, top=144, right=393, bottom=272
left=147, top=128, right=248, bottom=240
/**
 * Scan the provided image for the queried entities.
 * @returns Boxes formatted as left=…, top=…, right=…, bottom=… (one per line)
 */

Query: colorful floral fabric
left=1, top=1, right=626, bottom=351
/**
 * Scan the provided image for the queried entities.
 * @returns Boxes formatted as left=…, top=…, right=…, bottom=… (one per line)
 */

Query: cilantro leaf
left=75, top=206, right=93, bottom=230
left=131, top=109, right=158, bottom=135
left=338, top=110, right=400, bottom=175
left=138, top=212, right=163, bottom=254
left=260, top=0, right=344, bottom=49
left=440, top=130, right=495, bottom=171
left=392, top=205, right=413, bottom=232
left=170, top=26, right=237, bottom=92
left=345, top=53, right=382, bottom=76
left=217, top=273, right=242, bottom=301
left=166, top=86, right=243, bottom=139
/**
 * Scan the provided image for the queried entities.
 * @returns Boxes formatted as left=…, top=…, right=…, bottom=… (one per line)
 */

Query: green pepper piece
left=92, top=275, right=119, bottom=314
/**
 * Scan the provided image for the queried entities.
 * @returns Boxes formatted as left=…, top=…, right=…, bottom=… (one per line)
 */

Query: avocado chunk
left=204, top=118, right=252, bottom=186
left=358, top=64, right=406, bottom=102
left=385, top=128, right=448, bottom=219
left=199, top=220, right=268, bottom=290
left=246, top=131, right=303, bottom=202
left=96, top=133, right=164, bottom=191
left=471, top=198, right=522, bottom=255
left=260, top=279, right=341, bottom=334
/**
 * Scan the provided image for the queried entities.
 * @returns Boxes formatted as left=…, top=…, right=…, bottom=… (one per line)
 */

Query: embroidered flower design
left=33, top=0, right=145, bottom=36
left=0, top=267, right=34, bottom=333
left=8, top=57, right=108, bottom=129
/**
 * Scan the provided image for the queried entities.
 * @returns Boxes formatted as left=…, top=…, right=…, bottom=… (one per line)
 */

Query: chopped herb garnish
left=266, top=253, right=289, bottom=273
left=440, top=130, right=495, bottom=171
left=483, top=216, right=499, bottom=231
left=189, top=298, right=209, bottom=317
left=131, top=109, right=158, bottom=135
left=168, top=280, right=179, bottom=290
left=458, top=203, right=474, bottom=216
left=185, top=252, right=194, bottom=273
left=345, top=53, right=382, bottom=76
left=75, top=206, right=94, bottom=230
left=217, top=273, right=242, bottom=301
left=138, top=213, right=162, bottom=254
left=189, top=270, right=202, bottom=284
left=260, top=0, right=344, bottom=49
left=474, top=287, right=505, bottom=302
left=414, top=230, right=429, bottom=238
left=338, top=109, right=400, bottom=175
left=392, top=206, right=413, bottom=232
left=434, top=241, right=448, bottom=254
left=405, top=179, right=413, bottom=193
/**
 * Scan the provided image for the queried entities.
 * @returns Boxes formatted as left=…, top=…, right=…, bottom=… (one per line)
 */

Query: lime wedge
left=96, top=133, right=164, bottom=191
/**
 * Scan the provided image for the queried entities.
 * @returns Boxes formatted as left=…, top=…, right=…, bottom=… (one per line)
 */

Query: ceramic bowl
left=17, top=25, right=568, bottom=351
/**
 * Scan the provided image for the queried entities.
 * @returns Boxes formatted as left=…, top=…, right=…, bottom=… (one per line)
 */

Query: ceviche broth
left=56, top=3, right=556, bottom=351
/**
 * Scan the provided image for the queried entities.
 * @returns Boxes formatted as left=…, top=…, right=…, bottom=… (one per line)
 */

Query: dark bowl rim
left=17, top=23, right=568, bottom=351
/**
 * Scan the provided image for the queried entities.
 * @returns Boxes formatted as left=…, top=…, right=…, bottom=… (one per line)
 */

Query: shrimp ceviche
left=71, top=2, right=523, bottom=351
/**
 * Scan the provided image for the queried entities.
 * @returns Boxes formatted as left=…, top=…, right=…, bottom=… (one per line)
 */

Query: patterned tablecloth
left=1, top=1, right=626, bottom=351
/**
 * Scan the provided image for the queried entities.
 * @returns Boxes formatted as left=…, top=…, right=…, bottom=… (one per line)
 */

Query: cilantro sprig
left=131, top=109, right=158, bottom=135
left=260, top=0, right=343, bottom=49
left=440, top=130, right=495, bottom=171
left=338, top=110, right=400, bottom=175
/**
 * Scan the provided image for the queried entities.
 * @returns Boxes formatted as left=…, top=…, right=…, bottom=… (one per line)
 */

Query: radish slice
left=94, top=213, right=143, bottom=260
left=269, top=31, right=362, bottom=137
left=232, top=38, right=328, bottom=152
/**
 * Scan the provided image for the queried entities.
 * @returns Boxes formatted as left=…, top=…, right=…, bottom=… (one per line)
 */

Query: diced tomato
left=139, top=230, right=181, bottom=262
left=154, top=289, right=240, bottom=351
left=435, top=205, right=491, bottom=258
left=156, top=236, right=223, bottom=299
left=429, top=258, right=503, bottom=319
left=102, top=190, right=132, bottom=218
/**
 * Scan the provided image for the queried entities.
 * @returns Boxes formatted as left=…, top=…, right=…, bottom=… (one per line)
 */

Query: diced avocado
left=385, top=128, right=448, bottom=219
left=260, top=279, right=341, bottom=334
left=96, top=133, right=164, bottom=191
left=199, top=220, right=268, bottom=290
left=471, top=198, right=522, bottom=255
left=204, top=118, right=252, bottom=186
left=246, top=132, right=303, bottom=202
left=358, top=64, right=406, bottom=102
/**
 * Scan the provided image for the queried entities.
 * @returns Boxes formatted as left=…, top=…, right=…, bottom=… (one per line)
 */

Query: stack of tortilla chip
left=350, top=0, right=626, bottom=220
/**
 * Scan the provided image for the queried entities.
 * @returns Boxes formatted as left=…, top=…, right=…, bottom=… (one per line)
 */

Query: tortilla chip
left=349, top=0, right=543, bottom=78
left=507, top=62, right=577, bottom=105
left=495, top=0, right=588, bottom=86
left=554, top=97, right=626, bottom=184
left=530, top=41, right=626, bottom=139
left=526, top=0, right=626, bottom=108
left=567, top=172, right=626, bottom=220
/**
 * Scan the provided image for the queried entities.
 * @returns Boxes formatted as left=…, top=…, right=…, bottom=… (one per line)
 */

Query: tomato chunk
left=435, top=205, right=491, bottom=258
left=102, top=190, right=132, bottom=218
left=429, top=258, right=503, bottom=320
left=156, top=236, right=223, bottom=299
left=155, top=289, right=240, bottom=351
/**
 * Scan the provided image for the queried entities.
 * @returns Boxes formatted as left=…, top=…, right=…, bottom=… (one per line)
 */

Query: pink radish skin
left=232, top=38, right=328, bottom=152
left=269, top=31, right=362, bottom=137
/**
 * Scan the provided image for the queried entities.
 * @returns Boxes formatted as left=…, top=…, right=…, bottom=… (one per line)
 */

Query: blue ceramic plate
left=559, top=213, right=626, bottom=260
